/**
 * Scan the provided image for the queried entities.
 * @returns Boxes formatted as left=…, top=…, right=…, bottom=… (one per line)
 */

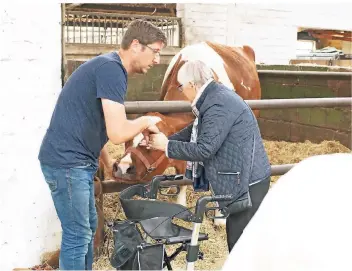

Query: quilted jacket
left=167, top=81, right=271, bottom=201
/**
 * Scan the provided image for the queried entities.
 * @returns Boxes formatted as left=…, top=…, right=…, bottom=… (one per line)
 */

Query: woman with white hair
left=144, top=59, right=271, bottom=251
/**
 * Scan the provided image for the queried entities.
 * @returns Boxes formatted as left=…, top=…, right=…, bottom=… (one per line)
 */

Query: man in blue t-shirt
left=38, top=19, right=167, bottom=270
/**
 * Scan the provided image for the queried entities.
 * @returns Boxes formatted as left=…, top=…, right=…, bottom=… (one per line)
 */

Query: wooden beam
left=331, top=36, right=352, bottom=42
left=65, top=16, right=178, bottom=28
left=66, top=4, right=83, bottom=10
left=169, top=7, right=176, bottom=16
left=68, top=4, right=176, bottom=14
left=311, top=33, right=352, bottom=42
left=70, top=7, right=173, bottom=17
left=89, top=3, right=176, bottom=9
left=61, top=3, right=66, bottom=86
left=305, top=29, right=351, bottom=34
left=304, top=29, right=352, bottom=41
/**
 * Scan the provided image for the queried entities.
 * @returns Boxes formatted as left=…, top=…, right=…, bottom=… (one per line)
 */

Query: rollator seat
left=139, top=217, right=208, bottom=245
left=119, top=184, right=209, bottom=246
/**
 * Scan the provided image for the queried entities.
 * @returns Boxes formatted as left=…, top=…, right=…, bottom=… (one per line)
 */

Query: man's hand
left=142, top=116, right=162, bottom=128
left=140, top=116, right=162, bottom=147
left=145, top=124, right=160, bottom=134
left=147, top=133, right=169, bottom=151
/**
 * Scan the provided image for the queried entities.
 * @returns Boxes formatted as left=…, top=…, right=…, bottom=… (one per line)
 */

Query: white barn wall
left=293, top=4, right=352, bottom=31
left=177, top=3, right=297, bottom=65
left=177, top=3, right=352, bottom=65
left=0, top=3, right=62, bottom=270
left=230, top=4, right=297, bottom=65
left=177, top=3, right=229, bottom=45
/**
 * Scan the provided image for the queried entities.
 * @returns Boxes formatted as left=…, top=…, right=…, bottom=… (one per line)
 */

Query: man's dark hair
left=121, top=19, right=168, bottom=49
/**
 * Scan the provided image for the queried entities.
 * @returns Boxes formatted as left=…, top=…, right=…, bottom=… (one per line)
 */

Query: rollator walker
left=108, top=174, right=234, bottom=270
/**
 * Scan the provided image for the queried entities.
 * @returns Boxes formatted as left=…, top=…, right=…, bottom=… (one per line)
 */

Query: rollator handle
left=165, top=174, right=184, bottom=180
left=210, top=195, right=234, bottom=202
left=194, top=195, right=234, bottom=223
left=205, top=206, right=229, bottom=220
left=149, top=174, right=184, bottom=199
left=158, top=174, right=184, bottom=196
left=159, top=184, right=181, bottom=196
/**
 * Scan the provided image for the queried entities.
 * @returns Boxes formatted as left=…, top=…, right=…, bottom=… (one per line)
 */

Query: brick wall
left=0, top=3, right=62, bottom=270
left=257, top=65, right=352, bottom=149
left=230, top=4, right=297, bottom=65
left=176, top=3, right=229, bottom=45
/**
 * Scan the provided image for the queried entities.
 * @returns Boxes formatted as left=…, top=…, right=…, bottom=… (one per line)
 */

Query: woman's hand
left=146, top=133, right=169, bottom=151
left=139, top=116, right=162, bottom=146
left=141, top=124, right=160, bottom=146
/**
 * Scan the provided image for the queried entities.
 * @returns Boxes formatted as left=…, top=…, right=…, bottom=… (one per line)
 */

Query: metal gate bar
left=101, top=164, right=296, bottom=194
left=125, top=97, right=352, bottom=114
left=258, top=70, right=352, bottom=78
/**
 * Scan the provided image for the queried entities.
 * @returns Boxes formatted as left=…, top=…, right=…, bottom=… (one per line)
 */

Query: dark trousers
left=226, top=177, right=270, bottom=252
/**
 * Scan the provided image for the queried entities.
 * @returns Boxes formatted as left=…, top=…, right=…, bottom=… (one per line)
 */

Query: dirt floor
left=91, top=139, right=351, bottom=270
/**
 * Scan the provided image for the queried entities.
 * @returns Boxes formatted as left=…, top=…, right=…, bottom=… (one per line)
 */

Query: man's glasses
left=143, top=44, right=161, bottom=57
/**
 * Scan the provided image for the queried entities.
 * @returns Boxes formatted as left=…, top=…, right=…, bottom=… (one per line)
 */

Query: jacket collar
left=191, top=80, right=217, bottom=116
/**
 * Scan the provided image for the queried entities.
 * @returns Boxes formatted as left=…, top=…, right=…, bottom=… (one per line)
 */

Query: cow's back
left=206, top=41, right=261, bottom=103
left=161, top=41, right=236, bottom=99
left=160, top=41, right=261, bottom=117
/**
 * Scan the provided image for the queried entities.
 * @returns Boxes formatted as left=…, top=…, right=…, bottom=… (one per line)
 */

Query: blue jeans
left=40, top=163, right=98, bottom=270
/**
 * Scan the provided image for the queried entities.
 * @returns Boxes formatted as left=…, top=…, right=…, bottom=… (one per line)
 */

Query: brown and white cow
left=113, top=41, right=262, bottom=225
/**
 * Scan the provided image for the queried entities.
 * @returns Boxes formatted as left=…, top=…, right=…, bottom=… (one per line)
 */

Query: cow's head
left=113, top=113, right=175, bottom=183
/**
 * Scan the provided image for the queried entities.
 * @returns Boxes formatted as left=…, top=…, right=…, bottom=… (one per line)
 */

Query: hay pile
left=264, top=140, right=350, bottom=183
left=93, top=139, right=350, bottom=270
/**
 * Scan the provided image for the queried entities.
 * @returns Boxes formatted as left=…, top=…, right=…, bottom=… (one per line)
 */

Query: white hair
left=177, top=60, right=214, bottom=88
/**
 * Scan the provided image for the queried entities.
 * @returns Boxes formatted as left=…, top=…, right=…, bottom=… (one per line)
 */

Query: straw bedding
left=92, top=139, right=350, bottom=270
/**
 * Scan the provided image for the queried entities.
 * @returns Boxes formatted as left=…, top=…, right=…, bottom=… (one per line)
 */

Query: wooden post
left=61, top=3, right=67, bottom=86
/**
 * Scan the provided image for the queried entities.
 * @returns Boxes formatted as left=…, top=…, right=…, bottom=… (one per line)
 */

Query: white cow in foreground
left=222, top=153, right=352, bottom=271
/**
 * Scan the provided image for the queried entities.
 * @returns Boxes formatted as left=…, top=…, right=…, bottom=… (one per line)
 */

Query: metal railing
left=64, top=11, right=182, bottom=47
left=123, top=97, right=352, bottom=113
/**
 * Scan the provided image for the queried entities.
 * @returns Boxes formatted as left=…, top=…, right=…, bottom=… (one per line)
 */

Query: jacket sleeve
left=168, top=122, right=193, bottom=142
left=167, top=104, right=237, bottom=161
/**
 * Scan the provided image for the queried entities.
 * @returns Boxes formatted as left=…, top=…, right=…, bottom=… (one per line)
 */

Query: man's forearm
left=110, top=117, right=149, bottom=144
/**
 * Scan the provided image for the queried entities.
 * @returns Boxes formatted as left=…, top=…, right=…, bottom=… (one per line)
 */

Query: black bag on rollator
left=110, top=220, right=164, bottom=270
